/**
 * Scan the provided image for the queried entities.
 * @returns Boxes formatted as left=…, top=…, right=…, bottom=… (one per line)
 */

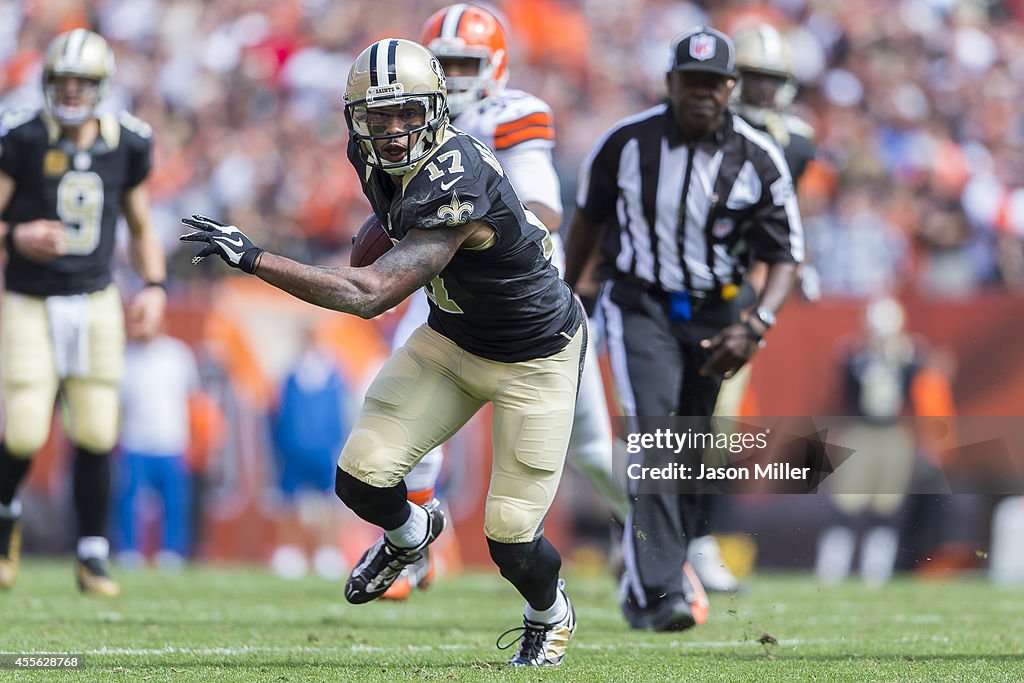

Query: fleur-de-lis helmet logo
left=437, top=191, right=474, bottom=226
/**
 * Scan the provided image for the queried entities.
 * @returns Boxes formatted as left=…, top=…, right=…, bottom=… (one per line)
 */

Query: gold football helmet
left=344, top=38, right=449, bottom=176
left=42, top=29, right=116, bottom=125
left=731, top=25, right=796, bottom=123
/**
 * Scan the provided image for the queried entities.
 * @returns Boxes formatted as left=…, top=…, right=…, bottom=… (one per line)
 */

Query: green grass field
left=1, top=560, right=1022, bottom=682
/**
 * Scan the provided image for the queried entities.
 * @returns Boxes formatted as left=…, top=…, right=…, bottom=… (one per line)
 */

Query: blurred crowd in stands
left=3, top=0, right=1024, bottom=298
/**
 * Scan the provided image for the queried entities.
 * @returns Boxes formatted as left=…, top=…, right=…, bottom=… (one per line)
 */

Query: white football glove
left=180, top=214, right=264, bottom=273
left=799, top=263, right=822, bottom=302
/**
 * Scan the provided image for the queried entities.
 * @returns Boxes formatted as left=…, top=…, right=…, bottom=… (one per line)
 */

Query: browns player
left=180, top=38, right=583, bottom=667
left=0, top=29, right=166, bottom=596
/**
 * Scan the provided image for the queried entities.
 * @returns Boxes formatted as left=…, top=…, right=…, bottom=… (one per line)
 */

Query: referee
left=565, top=26, right=803, bottom=631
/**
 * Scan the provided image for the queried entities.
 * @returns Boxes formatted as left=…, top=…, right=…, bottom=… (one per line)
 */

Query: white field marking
left=58, top=634, right=1015, bottom=661
left=12, top=635, right=968, bottom=661
left=74, top=638, right=901, bottom=658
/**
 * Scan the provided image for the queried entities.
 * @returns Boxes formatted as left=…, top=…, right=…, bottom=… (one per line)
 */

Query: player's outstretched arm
left=180, top=214, right=478, bottom=319
left=123, top=184, right=167, bottom=340
left=255, top=227, right=471, bottom=319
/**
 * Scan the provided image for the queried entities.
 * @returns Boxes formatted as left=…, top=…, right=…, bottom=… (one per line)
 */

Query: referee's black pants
left=601, top=279, right=738, bottom=610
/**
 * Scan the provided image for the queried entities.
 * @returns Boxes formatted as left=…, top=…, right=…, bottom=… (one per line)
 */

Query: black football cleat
left=344, top=499, right=445, bottom=604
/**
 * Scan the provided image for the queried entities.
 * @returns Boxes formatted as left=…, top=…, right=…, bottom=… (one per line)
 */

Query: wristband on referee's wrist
left=741, top=318, right=764, bottom=342
left=143, top=280, right=167, bottom=291
left=4, top=222, right=17, bottom=251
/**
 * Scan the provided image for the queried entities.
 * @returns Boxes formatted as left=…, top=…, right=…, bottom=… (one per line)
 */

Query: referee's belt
left=612, top=275, right=749, bottom=304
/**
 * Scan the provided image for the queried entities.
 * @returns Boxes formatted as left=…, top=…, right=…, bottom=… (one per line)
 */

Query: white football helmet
left=343, top=38, right=449, bottom=176
left=42, top=29, right=116, bottom=125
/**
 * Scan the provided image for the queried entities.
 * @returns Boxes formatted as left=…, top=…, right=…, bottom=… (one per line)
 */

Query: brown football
left=350, top=214, right=393, bottom=267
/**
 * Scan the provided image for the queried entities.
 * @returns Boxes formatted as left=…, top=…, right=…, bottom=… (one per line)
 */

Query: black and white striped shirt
left=576, top=103, right=804, bottom=293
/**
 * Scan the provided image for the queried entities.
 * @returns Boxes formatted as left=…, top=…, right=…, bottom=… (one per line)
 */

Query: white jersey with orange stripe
left=450, top=88, right=563, bottom=218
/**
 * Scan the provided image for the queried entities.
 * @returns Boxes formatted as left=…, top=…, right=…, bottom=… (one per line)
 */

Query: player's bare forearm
left=122, top=185, right=166, bottom=283
left=757, top=262, right=798, bottom=316
left=255, top=227, right=465, bottom=319
left=525, top=201, right=562, bottom=234
left=128, top=228, right=166, bottom=283
left=563, top=211, right=600, bottom=289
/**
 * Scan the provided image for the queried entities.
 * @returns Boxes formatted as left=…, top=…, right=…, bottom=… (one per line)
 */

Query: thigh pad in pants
left=2, top=292, right=59, bottom=455
left=484, top=324, right=584, bottom=543
left=338, top=325, right=483, bottom=488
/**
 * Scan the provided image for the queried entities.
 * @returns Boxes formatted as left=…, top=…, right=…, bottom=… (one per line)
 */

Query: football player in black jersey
left=729, top=23, right=818, bottom=303
left=180, top=38, right=583, bottom=667
left=0, top=29, right=166, bottom=596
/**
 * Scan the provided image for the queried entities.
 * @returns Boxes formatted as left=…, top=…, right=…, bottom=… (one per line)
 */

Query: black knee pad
left=334, top=467, right=410, bottom=530
left=488, top=536, right=562, bottom=609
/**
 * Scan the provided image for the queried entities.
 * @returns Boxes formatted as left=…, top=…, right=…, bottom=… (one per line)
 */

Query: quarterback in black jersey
left=0, top=29, right=166, bottom=596
left=180, top=39, right=583, bottom=666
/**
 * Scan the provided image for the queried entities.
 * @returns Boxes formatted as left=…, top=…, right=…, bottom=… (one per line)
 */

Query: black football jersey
left=757, top=112, right=816, bottom=184
left=0, top=110, right=153, bottom=296
left=780, top=131, right=815, bottom=185
left=348, top=128, right=582, bottom=362
left=845, top=344, right=921, bottom=425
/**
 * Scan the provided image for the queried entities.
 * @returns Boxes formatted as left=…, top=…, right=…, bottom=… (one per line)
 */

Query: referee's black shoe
left=650, top=598, right=696, bottom=632
left=621, top=573, right=702, bottom=632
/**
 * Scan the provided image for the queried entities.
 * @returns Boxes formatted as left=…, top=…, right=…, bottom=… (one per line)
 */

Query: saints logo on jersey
left=437, top=192, right=474, bottom=226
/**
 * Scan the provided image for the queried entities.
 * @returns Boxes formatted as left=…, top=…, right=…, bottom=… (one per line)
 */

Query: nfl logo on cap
left=690, top=33, right=717, bottom=61
left=670, top=26, right=736, bottom=77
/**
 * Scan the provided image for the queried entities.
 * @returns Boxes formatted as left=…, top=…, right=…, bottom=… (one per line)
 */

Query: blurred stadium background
left=3, top=0, right=1024, bottom=592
